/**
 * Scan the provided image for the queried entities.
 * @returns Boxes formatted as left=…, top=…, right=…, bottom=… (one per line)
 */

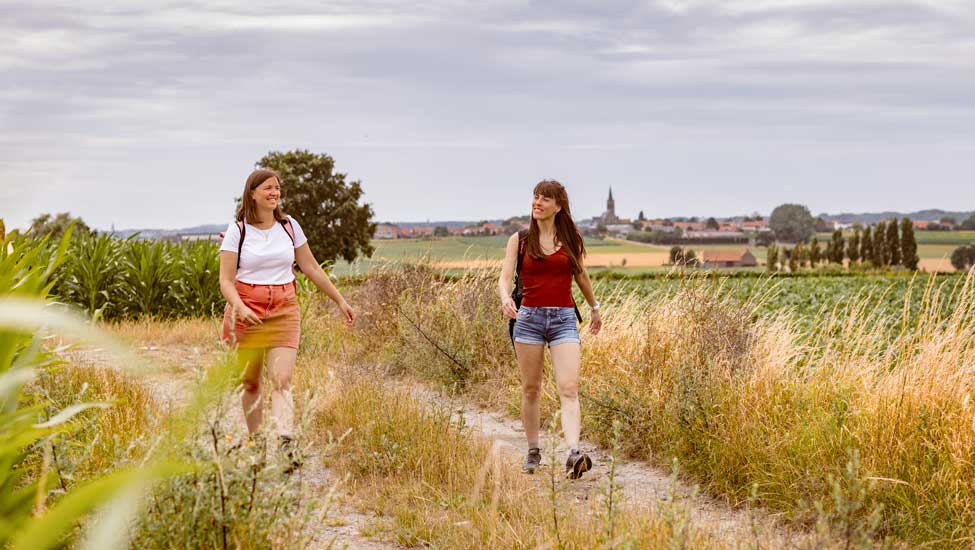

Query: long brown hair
left=236, top=169, right=287, bottom=224
left=526, top=179, right=586, bottom=273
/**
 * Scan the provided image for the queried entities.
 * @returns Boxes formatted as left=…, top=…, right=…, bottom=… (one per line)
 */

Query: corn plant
left=56, top=233, right=125, bottom=318
left=175, top=240, right=222, bottom=317
left=119, top=240, right=179, bottom=318
left=0, top=226, right=159, bottom=549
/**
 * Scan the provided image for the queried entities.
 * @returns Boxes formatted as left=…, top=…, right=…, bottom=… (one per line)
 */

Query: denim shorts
left=513, top=306, right=580, bottom=346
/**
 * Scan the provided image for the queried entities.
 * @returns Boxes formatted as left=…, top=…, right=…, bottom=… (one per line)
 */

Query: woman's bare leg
left=515, top=342, right=545, bottom=448
left=266, top=347, right=298, bottom=438
left=550, top=342, right=582, bottom=450
left=240, top=348, right=266, bottom=434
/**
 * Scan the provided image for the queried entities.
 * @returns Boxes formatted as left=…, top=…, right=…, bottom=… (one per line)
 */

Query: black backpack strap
left=509, top=230, right=529, bottom=347
left=235, top=221, right=245, bottom=270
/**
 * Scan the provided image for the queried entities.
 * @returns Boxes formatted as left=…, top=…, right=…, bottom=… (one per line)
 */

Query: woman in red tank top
left=498, top=180, right=602, bottom=479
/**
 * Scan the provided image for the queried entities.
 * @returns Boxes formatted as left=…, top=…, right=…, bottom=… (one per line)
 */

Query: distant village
left=374, top=188, right=961, bottom=241
left=375, top=188, right=775, bottom=241
left=157, top=188, right=969, bottom=271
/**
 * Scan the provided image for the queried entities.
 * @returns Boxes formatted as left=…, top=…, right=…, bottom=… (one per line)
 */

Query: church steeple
left=606, top=187, right=615, bottom=215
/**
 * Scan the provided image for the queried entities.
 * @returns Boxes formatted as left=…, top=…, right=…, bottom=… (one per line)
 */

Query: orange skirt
left=222, top=280, right=301, bottom=349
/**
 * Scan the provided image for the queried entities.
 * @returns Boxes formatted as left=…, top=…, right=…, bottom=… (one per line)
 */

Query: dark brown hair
left=236, top=169, right=286, bottom=224
left=526, top=179, right=586, bottom=273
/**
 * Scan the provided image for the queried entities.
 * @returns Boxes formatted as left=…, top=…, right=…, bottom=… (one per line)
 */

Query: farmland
left=5, top=228, right=975, bottom=548
left=333, top=232, right=971, bottom=274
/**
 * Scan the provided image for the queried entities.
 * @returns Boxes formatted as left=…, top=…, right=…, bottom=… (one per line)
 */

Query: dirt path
left=63, top=341, right=823, bottom=549
left=411, top=383, right=817, bottom=549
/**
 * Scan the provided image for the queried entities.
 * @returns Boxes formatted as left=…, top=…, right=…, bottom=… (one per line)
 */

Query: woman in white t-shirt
left=219, top=168, right=355, bottom=460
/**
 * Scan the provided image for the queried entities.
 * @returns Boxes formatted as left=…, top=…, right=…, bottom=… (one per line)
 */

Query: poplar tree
left=830, top=230, right=845, bottom=264
left=900, top=217, right=919, bottom=270
left=847, top=230, right=861, bottom=264
left=810, top=238, right=821, bottom=265
left=767, top=245, right=779, bottom=272
left=886, top=218, right=901, bottom=266
left=861, top=226, right=874, bottom=267
left=872, top=225, right=885, bottom=267
left=787, top=247, right=798, bottom=272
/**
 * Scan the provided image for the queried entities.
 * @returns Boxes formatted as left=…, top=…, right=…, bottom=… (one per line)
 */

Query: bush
left=950, top=245, right=975, bottom=272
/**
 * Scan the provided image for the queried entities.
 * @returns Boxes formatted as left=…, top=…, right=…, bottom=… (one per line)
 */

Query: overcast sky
left=3, top=0, right=974, bottom=230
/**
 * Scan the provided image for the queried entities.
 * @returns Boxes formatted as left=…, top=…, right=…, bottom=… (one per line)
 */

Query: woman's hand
left=237, top=305, right=262, bottom=326
left=339, top=300, right=356, bottom=327
left=589, top=308, right=602, bottom=335
left=500, top=295, right=518, bottom=319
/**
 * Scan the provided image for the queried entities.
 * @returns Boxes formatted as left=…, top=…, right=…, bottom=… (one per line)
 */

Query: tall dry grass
left=309, top=371, right=721, bottom=549
left=329, top=264, right=975, bottom=546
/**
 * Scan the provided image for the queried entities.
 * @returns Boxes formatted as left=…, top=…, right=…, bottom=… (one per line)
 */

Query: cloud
left=2, top=0, right=974, bottom=228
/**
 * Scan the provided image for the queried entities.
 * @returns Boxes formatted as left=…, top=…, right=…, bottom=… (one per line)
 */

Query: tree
left=705, top=217, right=720, bottom=230
left=809, top=238, right=822, bottom=265
left=767, top=245, right=779, bottom=272
left=28, top=212, right=92, bottom=240
left=787, top=247, right=798, bottom=272
left=886, top=219, right=901, bottom=267
left=871, top=225, right=885, bottom=267
left=669, top=246, right=682, bottom=264
left=830, top=230, right=845, bottom=264
left=860, top=226, right=874, bottom=267
left=961, top=214, right=975, bottom=231
left=900, top=218, right=919, bottom=270
left=794, top=242, right=808, bottom=268
left=769, top=204, right=816, bottom=243
left=257, top=150, right=376, bottom=264
left=940, top=216, right=957, bottom=227
left=684, top=249, right=699, bottom=267
left=815, top=217, right=832, bottom=233
left=846, top=230, right=861, bottom=264
left=950, top=245, right=975, bottom=271
left=756, top=231, right=775, bottom=247
left=638, top=210, right=646, bottom=222
left=433, top=226, right=449, bottom=237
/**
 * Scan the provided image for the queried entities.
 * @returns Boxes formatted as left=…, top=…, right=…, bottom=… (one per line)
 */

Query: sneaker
left=565, top=449, right=592, bottom=480
left=522, top=447, right=542, bottom=474
left=279, top=435, right=302, bottom=474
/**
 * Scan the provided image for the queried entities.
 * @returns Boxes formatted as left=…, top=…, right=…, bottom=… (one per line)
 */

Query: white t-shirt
left=220, top=216, right=309, bottom=284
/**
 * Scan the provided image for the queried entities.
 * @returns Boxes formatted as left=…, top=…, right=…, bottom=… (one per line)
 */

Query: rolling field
left=335, top=234, right=970, bottom=274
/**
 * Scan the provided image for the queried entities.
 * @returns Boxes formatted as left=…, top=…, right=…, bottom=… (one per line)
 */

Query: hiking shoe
left=522, top=447, right=542, bottom=474
left=565, top=449, right=592, bottom=480
left=279, top=435, right=302, bottom=474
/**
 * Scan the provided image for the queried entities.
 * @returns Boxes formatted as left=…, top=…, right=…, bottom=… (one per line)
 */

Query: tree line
left=767, top=218, right=919, bottom=272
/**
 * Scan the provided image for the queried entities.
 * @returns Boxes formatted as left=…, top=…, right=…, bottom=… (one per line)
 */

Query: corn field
left=51, top=234, right=223, bottom=319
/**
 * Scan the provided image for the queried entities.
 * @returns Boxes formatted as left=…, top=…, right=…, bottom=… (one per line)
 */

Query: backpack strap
left=280, top=217, right=296, bottom=246
left=235, top=221, right=245, bottom=271
left=515, top=229, right=528, bottom=277
left=509, top=230, right=529, bottom=347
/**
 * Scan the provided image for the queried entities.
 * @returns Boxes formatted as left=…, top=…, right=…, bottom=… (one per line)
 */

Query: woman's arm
left=219, top=251, right=261, bottom=325
left=294, top=244, right=356, bottom=326
left=498, top=233, right=520, bottom=319
left=573, top=268, right=602, bottom=335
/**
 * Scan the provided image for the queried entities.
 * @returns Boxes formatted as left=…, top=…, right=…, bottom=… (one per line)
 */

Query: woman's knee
left=557, top=381, right=579, bottom=400
left=269, top=372, right=292, bottom=391
left=522, top=382, right=541, bottom=401
left=241, top=377, right=261, bottom=393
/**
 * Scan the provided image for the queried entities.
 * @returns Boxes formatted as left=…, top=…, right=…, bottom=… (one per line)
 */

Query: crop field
left=587, top=272, right=966, bottom=329
left=334, top=235, right=967, bottom=275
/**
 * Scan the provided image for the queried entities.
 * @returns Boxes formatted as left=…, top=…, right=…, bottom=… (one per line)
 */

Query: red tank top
left=521, top=247, right=574, bottom=307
